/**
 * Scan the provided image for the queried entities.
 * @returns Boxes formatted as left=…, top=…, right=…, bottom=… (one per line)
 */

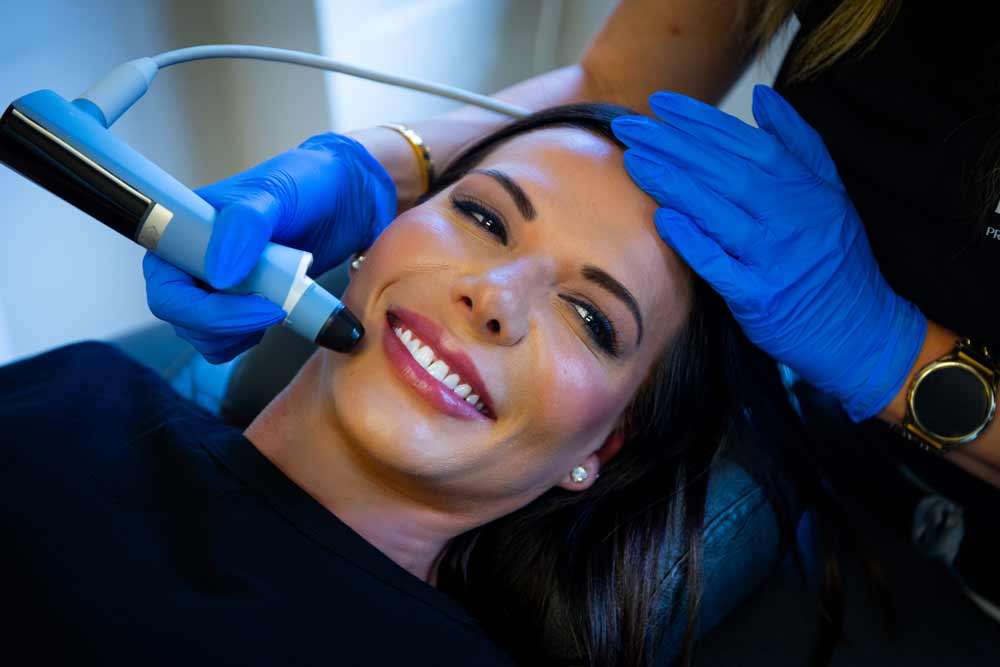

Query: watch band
left=898, top=338, right=998, bottom=454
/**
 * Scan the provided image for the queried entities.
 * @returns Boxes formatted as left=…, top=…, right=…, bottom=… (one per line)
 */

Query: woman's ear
left=557, top=428, right=625, bottom=492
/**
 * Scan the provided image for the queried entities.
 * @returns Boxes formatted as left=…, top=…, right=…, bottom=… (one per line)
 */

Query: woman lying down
left=0, top=105, right=812, bottom=666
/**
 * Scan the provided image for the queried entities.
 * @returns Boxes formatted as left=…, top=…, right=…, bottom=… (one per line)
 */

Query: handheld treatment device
left=0, top=46, right=529, bottom=353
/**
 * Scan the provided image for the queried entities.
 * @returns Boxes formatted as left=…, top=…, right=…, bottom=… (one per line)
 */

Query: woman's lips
left=388, top=309, right=495, bottom=411
left=382, top=314, right=494, bottom=423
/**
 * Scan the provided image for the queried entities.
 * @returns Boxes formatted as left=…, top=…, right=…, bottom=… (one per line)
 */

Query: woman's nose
left=451, top=256, right=553, bottom=346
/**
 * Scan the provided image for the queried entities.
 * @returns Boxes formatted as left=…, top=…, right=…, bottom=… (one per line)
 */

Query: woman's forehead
left=476, top=127, right=656, bottom=230
left=480, top=127, right=621, bottom=179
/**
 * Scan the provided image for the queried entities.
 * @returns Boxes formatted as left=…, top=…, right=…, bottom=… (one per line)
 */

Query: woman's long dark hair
left=426, top=104, right=825, bottom=666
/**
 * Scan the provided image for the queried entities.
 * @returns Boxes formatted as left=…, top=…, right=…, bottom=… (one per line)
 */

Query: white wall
left=0, top=0, right=795, bottom=365
left=0, top=0, right=327, bottom=365
left=720, top=16, right=799, bottom=125
left=0, top=0, right=197, bottom=365
left=318, top=0, right=554, bottom=131
left=168, top=0, right=330, bottom=174
left=0, top=294, right=13, bottom=360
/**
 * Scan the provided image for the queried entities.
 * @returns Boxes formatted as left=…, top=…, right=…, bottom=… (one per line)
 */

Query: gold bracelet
left=380, top=123, right=435, bottom=197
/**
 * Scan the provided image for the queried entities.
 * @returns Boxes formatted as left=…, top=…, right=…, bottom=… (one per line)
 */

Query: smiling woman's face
left=315, top=126, right=692, bottom=515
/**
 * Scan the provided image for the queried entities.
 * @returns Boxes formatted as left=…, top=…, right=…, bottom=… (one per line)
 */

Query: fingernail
left=623, top=153, right=673, bottom=204
left=649, top=91, right=686, bottom=110
left=612, top=116, right=646, bottom=136
left=622, top=150, right=661, bottom=172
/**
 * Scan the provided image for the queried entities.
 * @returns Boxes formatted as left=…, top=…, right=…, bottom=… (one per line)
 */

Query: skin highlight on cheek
left=522, top=343, right=629, bottom=460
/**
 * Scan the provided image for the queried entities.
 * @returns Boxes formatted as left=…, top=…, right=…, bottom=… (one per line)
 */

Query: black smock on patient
left=0, top=342, right=513, bottom=666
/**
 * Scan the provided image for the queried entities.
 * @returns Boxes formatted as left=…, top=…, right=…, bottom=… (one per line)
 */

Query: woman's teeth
left=393, top=326, right=486, bottom=414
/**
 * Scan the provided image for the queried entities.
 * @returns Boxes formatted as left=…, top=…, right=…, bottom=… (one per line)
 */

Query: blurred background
left=0, top=0, right=795, bottom=365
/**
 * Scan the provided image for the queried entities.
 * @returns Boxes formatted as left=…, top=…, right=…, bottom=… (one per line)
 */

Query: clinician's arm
left=351, top=0, right=757, bottom=207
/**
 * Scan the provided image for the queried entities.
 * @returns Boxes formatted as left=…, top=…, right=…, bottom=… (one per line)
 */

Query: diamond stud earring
left=570, top=466, right=588, bottom=484
left=350, top=254, right=366, bottom=271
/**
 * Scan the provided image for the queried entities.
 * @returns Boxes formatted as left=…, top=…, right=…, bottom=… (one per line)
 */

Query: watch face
left=912, top=362, right=993, bottom=440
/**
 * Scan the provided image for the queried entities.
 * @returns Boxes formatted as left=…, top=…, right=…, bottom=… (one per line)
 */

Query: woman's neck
left=243, top=354, right=465, bottom=583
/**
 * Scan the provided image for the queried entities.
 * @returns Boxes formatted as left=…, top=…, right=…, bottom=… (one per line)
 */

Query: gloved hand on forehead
left=612, top=85, right=926, bottom=422
left=143, top=133, right=397, bottom=363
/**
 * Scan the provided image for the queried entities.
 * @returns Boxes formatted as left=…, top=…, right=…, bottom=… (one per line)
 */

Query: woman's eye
left=563, top=296, right=619, bottom=357
left=451, top=196, right=508, bottom=245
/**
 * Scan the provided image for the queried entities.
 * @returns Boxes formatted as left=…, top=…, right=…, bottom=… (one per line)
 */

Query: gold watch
left=898, top=339, right=998, bottom=454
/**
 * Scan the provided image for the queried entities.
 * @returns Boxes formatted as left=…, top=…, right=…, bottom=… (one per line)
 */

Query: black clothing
left=777, top=0, right=1000, bottom=603
left=777, top=0, right=999, bottom=346
left=0, top=342, right=513, bottom=666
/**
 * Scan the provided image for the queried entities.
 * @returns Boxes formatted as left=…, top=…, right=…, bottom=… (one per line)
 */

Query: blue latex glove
left=612, top=85, right=927, bottom=421
left=143, top=133, right=397, bottom=363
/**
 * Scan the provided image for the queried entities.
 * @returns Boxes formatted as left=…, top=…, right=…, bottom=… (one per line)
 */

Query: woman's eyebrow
left=582, top=265, right=644, bottom=346
left=470, top=168, right=536, bottom=220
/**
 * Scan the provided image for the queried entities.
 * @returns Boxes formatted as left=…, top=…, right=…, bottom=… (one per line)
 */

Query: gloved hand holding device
left=612, top=85, right=927, bottom=422
left=144, top=133, right=397, bottom=363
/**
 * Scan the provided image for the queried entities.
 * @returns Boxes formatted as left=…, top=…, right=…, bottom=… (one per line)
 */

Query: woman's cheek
left=340, top=208, right=460, bottom=307
left=377, top=206, right=469, bottom=259
left=528, top=330, right=626, bottom=446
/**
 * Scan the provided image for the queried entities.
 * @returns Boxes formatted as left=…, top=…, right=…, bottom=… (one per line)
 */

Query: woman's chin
left=324, top=345, right=492, bottom=482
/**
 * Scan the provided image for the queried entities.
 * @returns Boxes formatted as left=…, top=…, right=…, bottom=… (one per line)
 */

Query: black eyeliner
left=562, top=294, right=620, bottom=357
left=450, top=194, right=509, bottom=245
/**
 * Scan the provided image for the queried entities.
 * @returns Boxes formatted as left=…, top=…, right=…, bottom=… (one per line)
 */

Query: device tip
left=316, top=306, right=365, bottom=353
